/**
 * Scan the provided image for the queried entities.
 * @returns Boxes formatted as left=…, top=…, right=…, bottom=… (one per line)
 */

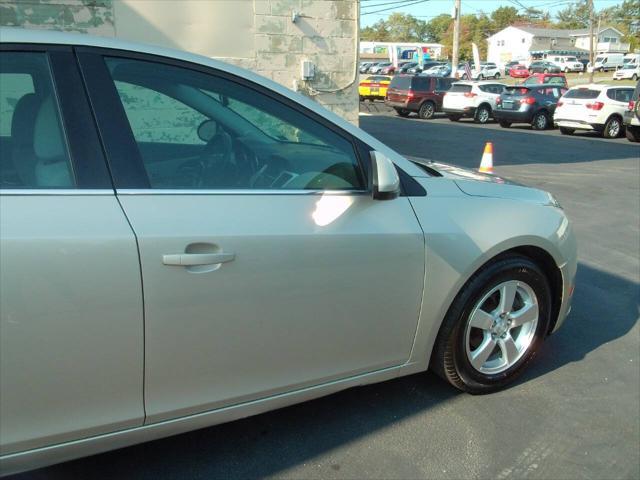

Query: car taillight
left=464, top=92, right=477, bottom=98
left=496, top=96, right=502, bottom=105
left=557, top=100, right=564, bottom=107
left=359, top=82, right=370, bottom=87
left=521, top=96, right=536, bottom=105
left=407, top=90, right=415, bottom=99
left=586, top=101, right=604, bottom=110
left=629, top=100, right=636, bottom=111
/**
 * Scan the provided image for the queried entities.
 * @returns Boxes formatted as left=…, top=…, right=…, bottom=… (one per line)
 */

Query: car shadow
left=359, top=116, right=639, bottom=169
left=10, top=264, right=638, bottom=480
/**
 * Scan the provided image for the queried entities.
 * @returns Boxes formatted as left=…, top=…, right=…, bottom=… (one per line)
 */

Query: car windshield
left=563, top=88, right=600, bottom=99
left=622, top=65, right=635, bottom=70
left=503, top=87, right=530, bottom=96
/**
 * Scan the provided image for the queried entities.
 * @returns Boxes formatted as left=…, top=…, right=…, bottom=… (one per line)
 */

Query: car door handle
left=162, top=253, right=235, bottom=266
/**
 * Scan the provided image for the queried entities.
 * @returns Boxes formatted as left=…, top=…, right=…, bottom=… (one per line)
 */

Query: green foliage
left=555, top=0, right=591, bottom=29
left=361, top=13, right=429, bottom=42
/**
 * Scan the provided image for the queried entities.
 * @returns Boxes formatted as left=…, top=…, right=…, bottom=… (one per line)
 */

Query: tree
left=384, top=12, right=428, bottom=42
left=360, top=13, right=428, bottom=42
left=556, top=0, right=591, bottom=29
left=425, top=13, right=452, bottom=43
left=490, top=6, right=521, bottom=31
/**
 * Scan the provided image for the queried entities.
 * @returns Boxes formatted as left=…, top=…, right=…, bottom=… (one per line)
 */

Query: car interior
left=0, top=53, right=74, bottom=189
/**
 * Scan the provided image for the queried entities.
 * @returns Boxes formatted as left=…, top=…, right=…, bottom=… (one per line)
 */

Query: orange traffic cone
left=479, top=142, right=494, bottom=174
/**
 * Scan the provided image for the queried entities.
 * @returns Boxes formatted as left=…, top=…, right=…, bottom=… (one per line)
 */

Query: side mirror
left=197, top=119, right=218, bottom=142
left=370, top=151, right=400, bottom=200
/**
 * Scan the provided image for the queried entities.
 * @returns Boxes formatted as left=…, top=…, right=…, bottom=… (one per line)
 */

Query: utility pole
left=588, top=0, right=594, bottom=83
left=451, top=0, right=461, bottom=78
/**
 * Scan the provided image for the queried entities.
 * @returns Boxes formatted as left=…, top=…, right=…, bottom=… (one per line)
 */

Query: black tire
left=494, top=73, right=501, bottom=79
left=603, top=116, right=623, bottom=138
left=499, top=120, right=511, bottom=128
left=559, top=127, right=575, bottom=135
left=418, top=101, right=436, bottom=120
left=431, top=254, right=552, bottom=394
left=478, top=74, right=484, bottom=80
left=395, top=108, right=410, bottom=117
left=447, top=115, right=461, bottom=122
left=359, top=96, right=364, bottom=102
left=461, top=74, right=468, bottom=80
left=474, top=104, right=491, bottom=124
left=564, top=67, right=570, bottom=73
left=531, top=111, right=549, bottom=130
left=543, top=68, right=549, bottom=73
left=632, top=74, right=638, bottom=81
left=626, top=126, right=640, bottom=142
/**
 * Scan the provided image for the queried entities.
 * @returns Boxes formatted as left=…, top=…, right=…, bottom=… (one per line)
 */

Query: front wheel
left=603, top=116, right=622, bottom=138
left=418, top=101, right=436, bottom=120
left=499, top=120, right=511, bottom=128
left=632, top=74, right=638, bottom=81
left=494, top=72, right=501, bottom=79
left=559, top=127, right=575, bottom=135
left=531, top=111, right=549, bottom=130
left=564, top=67, right=570, bottom=73
left=431, top=254, right=552, bottom=394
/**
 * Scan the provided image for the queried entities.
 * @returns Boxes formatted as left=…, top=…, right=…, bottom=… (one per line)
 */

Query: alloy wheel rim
left=479, top=108, right=489, bottom=122
left=609, top=120, right=620, bottom=137
left=464, top=280, right=539, bottom=374
left=536, top=114, right=546, bottom=129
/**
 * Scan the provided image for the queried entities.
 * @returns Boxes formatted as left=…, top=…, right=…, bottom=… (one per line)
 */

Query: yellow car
left=359, top=75, right=391, bottom=101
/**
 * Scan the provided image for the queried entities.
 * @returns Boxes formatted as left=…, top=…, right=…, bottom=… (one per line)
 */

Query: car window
left=390, top=75, right=412, bottom=90
left=413, top=77, right=431, bottom=91
left=564, top=88, right=600, bottom=99
left=545, top=77, right=565, bottom=85
left=436, top=78, right=454, bottom=91
left=104, top=57, right=364, bottom=191
left=615, top=89, right=633, bottom=103
left=450, top=84, right=472, bottom=93
left=0, top=52, right=74, bottom=188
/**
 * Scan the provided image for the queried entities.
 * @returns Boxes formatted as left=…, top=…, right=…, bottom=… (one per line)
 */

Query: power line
left=361, top=0, right=421, bottom=8
left=362, top=0, right=431, bottom=16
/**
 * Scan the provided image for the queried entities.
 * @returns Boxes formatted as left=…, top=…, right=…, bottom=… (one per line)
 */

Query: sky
left=360, top=0, right=624, bottom=27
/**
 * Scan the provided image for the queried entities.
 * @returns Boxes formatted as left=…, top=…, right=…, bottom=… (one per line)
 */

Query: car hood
left=408, top=157, right=558, bottom=206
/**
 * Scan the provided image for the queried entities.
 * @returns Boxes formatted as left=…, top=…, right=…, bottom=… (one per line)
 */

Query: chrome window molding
left=115, top=189, right=370, bottom=196
left=0, top=189, right=114, bottom=196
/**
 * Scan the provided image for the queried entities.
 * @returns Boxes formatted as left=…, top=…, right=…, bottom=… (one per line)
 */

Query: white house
left=487, top=25, right=629, bottom=66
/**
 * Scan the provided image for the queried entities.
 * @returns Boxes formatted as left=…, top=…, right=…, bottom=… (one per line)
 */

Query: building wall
left=573, top=28, right=623, bottom=51
left=0, top=0, right=359, bottom=125
left=486, top=27, right=532, bottom=65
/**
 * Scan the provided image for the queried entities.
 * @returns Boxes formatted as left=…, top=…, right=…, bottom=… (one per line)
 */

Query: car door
left=0, top=47, right=144, bottom=455
left=78, top=51, right=425, bottom=423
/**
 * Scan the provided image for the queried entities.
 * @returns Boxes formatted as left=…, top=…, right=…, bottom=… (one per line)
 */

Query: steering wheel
left=185, top=129, right=235, bottom=188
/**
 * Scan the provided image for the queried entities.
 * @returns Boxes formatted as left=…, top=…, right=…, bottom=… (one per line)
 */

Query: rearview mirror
left=370, top=151, right=400, bottom=200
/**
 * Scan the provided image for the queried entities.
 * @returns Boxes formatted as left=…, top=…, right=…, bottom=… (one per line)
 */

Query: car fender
left=399, top=187, right=575, bottom=376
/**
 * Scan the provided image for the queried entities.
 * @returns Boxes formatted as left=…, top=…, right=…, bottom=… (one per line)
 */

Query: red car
left=509, top=64, right=529, bottom=78
left=523, top=73, right=568, bottom=88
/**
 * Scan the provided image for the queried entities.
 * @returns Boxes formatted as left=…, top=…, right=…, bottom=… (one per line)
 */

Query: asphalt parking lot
left=12, top=105, right=640, bottom=480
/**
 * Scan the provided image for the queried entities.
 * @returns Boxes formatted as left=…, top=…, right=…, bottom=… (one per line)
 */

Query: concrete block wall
left=0, top=0, right=360, bottom=125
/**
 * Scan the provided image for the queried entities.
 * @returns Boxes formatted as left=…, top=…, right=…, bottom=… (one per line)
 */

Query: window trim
left=75, top=46, right=371, bottom=193
left=0, top=44, right=113, bottom=190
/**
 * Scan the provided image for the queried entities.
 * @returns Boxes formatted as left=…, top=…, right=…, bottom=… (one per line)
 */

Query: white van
left=593, top=53, right=624, bottom=72
left=623, top=53, right=640, bottom=67
left=547, top=55, right=584, bottom=73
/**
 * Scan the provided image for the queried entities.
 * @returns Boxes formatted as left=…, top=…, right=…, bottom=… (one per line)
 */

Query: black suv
left=494, top=84, right=567, bottom=130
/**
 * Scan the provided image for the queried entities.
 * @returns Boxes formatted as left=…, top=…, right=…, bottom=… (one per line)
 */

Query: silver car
left=0, top=28, right=577, bottom=475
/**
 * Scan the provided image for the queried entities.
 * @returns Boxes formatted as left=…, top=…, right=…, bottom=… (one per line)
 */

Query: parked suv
left=461, top=62, right=501, bottom=80
left=623, top=81, right=640, bottom=142
left=528, top=61, right=561, bottom=73
left=555, top=84, right=635, bottom=138
left=494, top=84, right=566, bottom=130
left=385, top=75, right=455, bottom=119
left=442, top=81, right=506, bottom=123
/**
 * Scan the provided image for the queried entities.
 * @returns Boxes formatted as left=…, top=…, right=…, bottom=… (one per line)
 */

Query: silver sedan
left=0, top=28, right=577, bottom=475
